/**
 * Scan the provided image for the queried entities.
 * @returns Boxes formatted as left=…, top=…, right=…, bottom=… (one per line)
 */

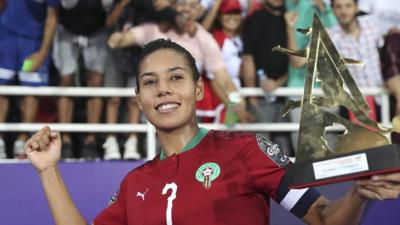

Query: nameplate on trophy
left=313, top=153, right=369, bottom=180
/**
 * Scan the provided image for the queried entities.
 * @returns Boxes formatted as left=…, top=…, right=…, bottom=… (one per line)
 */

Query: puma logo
left=136, top=188, right=149, bottom=201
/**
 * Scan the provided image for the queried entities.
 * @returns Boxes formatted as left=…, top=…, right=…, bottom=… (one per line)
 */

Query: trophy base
left=286, top=144, right=400, bottom=189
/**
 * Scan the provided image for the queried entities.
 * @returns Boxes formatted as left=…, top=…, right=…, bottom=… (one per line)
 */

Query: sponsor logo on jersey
left=136, top=188, right=149, bottom=201
left=256, top=134, right=290, bottom=167
left=195, top=162, right=221, bottom=189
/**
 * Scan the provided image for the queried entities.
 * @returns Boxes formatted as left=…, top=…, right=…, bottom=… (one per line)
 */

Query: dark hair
left=331, top=0, right=358, bottom=7
left=135, top=38, right=201, bottom=91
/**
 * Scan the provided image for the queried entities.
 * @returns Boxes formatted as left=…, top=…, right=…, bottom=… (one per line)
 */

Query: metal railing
left=0, top=86, right=391, bottom=160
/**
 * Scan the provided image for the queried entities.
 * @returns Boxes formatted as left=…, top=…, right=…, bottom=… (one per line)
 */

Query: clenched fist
left=108, top=32, right=124, bottom=49
left=24, top=126, right=62, bottom=173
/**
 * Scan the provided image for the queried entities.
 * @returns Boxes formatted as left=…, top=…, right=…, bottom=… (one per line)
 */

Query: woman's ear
left=195, top=77, right=204, bottom=101
left=135, top=88, right=143, bottom=110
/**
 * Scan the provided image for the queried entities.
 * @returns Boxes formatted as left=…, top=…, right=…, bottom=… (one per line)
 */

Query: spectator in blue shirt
left=0, top=0, right=58, bottom=159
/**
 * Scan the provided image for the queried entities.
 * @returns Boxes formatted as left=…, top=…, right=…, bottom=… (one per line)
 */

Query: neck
left=174, top=26, right=185, bottom=35
left=157, top=122, right=200, bottom=158
left=222, top=28, right=237, bottom=38
left=158, top=21, right=173, bottom=33
left=341, top=19, right=360, bottom=38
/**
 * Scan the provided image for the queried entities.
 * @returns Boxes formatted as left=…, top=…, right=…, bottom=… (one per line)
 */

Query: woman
left=25, top=39, right=400, bottom=225
left=203, top=0, right=245, bottom=124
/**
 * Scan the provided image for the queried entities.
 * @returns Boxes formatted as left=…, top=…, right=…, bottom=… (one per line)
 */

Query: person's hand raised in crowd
left=24, top=126, right=62, bottom=173
left=355, top=173, right=400, bottom=201
left=108, top=28, right=135, bottom=48
left=284, top=11, right=298, bottom=29
left=108, top=32, right=124, bottom=48
left=313, top=0, right=326, bottom=12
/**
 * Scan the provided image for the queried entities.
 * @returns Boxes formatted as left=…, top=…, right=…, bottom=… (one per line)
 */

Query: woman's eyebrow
left=140, top=67, right=188, bottom=79
left=139, top=72, right=156, bottom=80
left=167, top=67, right=188, bottom=73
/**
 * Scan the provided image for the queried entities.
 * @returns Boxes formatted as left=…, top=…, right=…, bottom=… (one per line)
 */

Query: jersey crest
left=195, top=162, right=221, bottom=189
left=256, top=134, right=290, bottom=167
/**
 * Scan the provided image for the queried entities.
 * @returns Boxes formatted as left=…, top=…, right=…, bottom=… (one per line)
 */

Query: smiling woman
left=135, top=39, right=204, bottom=140
left=23, top=39, right=400, bottom=225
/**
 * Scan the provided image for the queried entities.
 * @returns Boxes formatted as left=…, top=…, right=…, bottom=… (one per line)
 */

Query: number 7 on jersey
left=162, top=182, right=178, bottom=225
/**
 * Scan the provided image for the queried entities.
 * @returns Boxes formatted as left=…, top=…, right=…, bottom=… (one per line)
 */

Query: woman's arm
left=40, top=167, right=88, bottom=225
left=303, top=174, right=400, bottom=225
left=24, top=127, right=88, bottom=225
left=303, top=187, right=365, bottom=225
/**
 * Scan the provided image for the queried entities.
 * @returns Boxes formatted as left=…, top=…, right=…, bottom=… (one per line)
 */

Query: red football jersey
left=94, top=130, right=320, bottom=225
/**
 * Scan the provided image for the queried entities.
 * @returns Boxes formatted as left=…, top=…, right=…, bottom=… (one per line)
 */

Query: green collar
left=160, top=127, right=209, bottom=160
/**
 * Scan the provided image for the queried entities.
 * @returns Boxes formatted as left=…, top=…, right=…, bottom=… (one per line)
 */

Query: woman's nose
left=157, top=80, right=172, bottom=97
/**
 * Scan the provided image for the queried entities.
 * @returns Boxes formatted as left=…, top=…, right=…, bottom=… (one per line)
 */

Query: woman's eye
left=143, top=79, right=156, bottom=86
left=171, top=75, right=183, bottom=81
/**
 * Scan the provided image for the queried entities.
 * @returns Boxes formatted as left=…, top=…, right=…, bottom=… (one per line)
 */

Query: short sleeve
left=244, top=134, right=321, bottom=218
left=93, top=178, right=128, bottom=225
left=130, top=23, right=159, bottom=47
left=196, top=26, right=226, bottom=73
left=244, top=133, right=290, bottom=198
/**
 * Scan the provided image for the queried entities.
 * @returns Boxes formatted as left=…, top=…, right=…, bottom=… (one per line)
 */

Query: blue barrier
left=1, top=161, right=398, bottom=225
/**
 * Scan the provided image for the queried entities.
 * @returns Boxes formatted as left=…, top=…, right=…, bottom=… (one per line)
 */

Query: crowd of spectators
left=0, top=0, right=399, bottom=160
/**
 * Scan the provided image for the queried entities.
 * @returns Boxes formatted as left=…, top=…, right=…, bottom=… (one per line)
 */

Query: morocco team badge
left=195, top=162, right=221, bottom=190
